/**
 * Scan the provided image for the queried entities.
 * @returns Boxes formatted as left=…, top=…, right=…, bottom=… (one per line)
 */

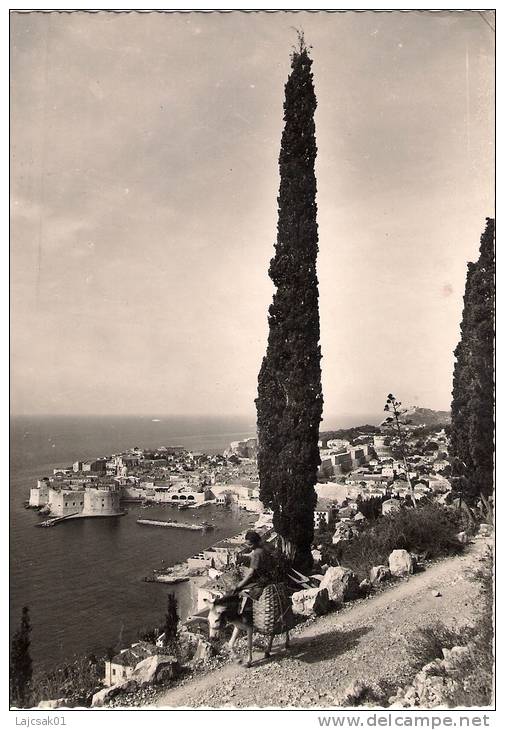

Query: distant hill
left=320, top=424, right=381, bottom=444
left=380, top=406, right=450, bottom=427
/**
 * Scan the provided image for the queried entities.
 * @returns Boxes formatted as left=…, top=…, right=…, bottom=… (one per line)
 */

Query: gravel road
left=151, top=536, right=491, bottom=708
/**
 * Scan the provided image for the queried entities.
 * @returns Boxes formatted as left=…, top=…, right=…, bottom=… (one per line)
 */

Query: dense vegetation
left=10, top=606, right=33, bottom=708
left=450, top=218, right=495, bottom=502
left=29, top=654, right=104, bottom=708
left=319, top=503, right=468, bottom=581
left=162, top=593, right=179, bottom=653
left=320, top=425, right=381, bottom=444
left=256, top=35, right=322, bottom=571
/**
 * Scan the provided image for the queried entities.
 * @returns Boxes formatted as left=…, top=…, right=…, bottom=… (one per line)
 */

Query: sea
left=9, top=413, right=377, bottom=674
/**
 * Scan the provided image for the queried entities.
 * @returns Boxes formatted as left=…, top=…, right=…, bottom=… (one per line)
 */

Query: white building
left=29, top=478, right=51, bottom=507
left=373, top=436, right=393, bottom=458
left=103, top=642, right=157, bottom=687
left=83, top=485, right=122, bottom=515
left=165, top=487, right=211, bottom=505
left=314, top=501, right=336, bottom=528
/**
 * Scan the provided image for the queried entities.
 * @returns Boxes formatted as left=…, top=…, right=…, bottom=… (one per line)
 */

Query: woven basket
left=252, top=583, right=294, bottom=635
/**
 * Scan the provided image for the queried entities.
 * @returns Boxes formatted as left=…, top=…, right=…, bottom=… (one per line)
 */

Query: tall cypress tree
left=450, top=218, right=495, bottom=501
left=162, top=592, right=179, bottom=653
left=256, top=35, right=323, bottom=571
left=10, top=606, right=33, bottom=708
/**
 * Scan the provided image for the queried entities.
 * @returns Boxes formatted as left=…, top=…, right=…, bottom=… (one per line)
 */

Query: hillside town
left=79, top=414, right=487, bottom=708
left=27, top=413, right=455, bottom=610
left=28, top=412, right=451, bottom=528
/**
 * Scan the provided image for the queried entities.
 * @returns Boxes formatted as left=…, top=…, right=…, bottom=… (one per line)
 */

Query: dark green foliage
left=317, top=515, right=328, bottom=534
left=320, top=425, right=381, bottom=444
left=451, top=218, right=495, bottom=501
left=138, top=626, right=159, bottom=644
left=356, top=494, right=389, bottom=520
left=163, top=592, right=179, bottom=651
left=10, top=606, right=33, bottom=707
left=323, top=504, right=465, bottom=581
left=414, top=423, right=452, bottom=438
left=30, top=655, right=104, bottom=708
left=105, top=646, right=115, bottom=661
left=256, top=36, right=322, bottom=570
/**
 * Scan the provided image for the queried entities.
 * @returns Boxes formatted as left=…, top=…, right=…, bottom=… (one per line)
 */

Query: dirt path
left=152, top=537, right=491, bottom=708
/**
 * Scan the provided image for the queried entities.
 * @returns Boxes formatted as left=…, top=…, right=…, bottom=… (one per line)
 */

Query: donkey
left=203, top=592, right=290, bottom=668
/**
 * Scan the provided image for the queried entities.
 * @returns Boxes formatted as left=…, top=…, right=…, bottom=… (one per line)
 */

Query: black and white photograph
left=9, top=7, right=495, bottom=714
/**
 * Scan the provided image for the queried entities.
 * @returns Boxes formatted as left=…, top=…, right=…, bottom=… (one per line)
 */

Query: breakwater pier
left=136, top=518, right=214, bottom=531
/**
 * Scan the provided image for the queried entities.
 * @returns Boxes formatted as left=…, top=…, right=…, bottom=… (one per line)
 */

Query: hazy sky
left=10, top=10, right=494, bottom=420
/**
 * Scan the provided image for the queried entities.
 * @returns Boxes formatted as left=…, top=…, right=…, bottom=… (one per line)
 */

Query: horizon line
left=9, top=411, right=386, bottom=418
left=8, top=410, right=449, bottom=420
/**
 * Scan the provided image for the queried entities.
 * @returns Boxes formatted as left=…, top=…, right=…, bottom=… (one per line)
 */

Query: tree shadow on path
left=283, top=625, right=372, bottom=664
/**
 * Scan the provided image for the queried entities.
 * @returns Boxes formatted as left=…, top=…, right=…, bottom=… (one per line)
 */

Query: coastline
left=11, top=413, right=379, bottom=672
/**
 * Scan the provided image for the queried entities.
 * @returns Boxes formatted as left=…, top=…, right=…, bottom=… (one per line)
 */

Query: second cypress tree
left=256, top=35, right=323, bottom=571
left=450, top=218, right=495, bottom=501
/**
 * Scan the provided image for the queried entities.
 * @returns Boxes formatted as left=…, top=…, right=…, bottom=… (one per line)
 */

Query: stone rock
left=369, top=565, right=391, bottom=585
left=423, top=676, right=460, bottom=706
left=319, top=566, right=360, bottom=603
left=176, top=629, right=201, bottom=662
left=443, top=644, right=472, bottom=665
left=431, top=590, right=442, bottom=597
left=353, top=511, right=366, bottom=522
left=131, top=654, right=180, bottom=686
left=388, top=549, right=414, bottom=577
left=291, top=587, right=330, bottom=616
left=457, top=531, right=469, bottom=544
left=331, top=522, right=355, bottom=545
left=388, top=654, right=464, bottom=708
left=382, top=498, right=401, bottom=515
left=92, top=680, right=137, bottom=707
left=311, top=548, right=322, bottom=564
left=341, top=679, right=367, bottom=705
left=338, top=506, right=355, bottom=519
left=359, top=578, right=371, bottom=593
left=478, top=523, right=492, bottom=536
left=192, top=637, right=215, bottom=663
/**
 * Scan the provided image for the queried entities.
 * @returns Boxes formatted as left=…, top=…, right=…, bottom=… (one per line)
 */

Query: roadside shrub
left=341, top=678, right=397, bottom=707
left=29, top=654, right=104, bottom=707
left=328, top=503, right=465, bottom=580
left=356, top=495, right=388, bottom=520
left=401, top=547, right=493, bottom=707
left=407, top=621, right=473, bottom=673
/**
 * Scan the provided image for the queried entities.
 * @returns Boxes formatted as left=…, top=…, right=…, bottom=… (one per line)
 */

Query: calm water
left=10, top=413, right=377, bottom=673
left=10, top=415, right=258, bottom=672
